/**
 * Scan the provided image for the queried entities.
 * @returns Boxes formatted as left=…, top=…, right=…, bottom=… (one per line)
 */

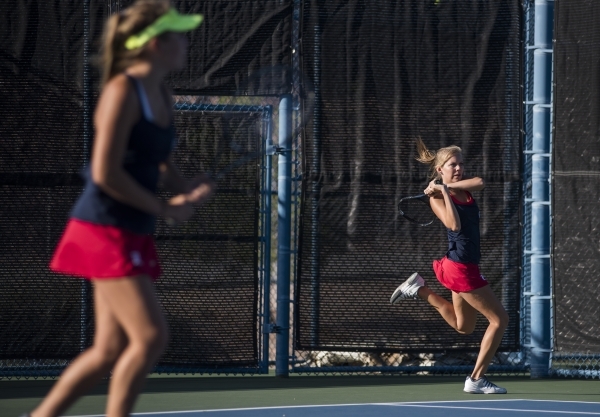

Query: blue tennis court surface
left=74, top=400, right=600, bottom=417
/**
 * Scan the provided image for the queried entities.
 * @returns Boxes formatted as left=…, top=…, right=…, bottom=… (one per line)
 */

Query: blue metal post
left=262, top=106, right=273, bottom=372
left=529, top=0, right=554, bottom=378
left=276, top=95, right=293, bottom=377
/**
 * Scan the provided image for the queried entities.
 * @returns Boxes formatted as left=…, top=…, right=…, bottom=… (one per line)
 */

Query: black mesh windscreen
left=170, top=0, right=293, bottom=95
left=297, top=0, right=521, bottom=351
left=155, top=111, right=261, bottom=367
left=553, top=0, right=600, bottom=354
left=0, top=0, right=287, bottom=369
left=0, top=0, right=101, bottom=360
left=117, top=0, right=293, bottom=95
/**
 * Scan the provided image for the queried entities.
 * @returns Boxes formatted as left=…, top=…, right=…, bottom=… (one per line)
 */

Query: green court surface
left=1, top=374, right=599, bottom=416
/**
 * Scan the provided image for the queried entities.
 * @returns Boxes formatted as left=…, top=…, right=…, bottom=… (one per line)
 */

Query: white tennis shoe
left=390, top=272, right=425, bottom=303
left=464, top=375, right=507, bottom=394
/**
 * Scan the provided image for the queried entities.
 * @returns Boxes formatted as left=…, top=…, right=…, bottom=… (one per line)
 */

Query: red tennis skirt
left=50, top=219, right=161, bottom=281
left=433, top=256, right=488, bottom=293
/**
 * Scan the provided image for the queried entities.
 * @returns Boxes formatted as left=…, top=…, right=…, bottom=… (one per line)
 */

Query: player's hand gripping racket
left=398, top=179, right=442, bottom=226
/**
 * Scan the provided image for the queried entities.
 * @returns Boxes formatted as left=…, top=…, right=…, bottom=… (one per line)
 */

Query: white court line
left=68, top=400, right=599, bottom=417
left=522, top=400, right=600, bottom=405
left=69, top=403, right=379, bottom=417
left=69, top=400, right=524, bottom=416
left=390, top=404, right=600, bottom=415
left=379, top=399, right=526, bottom=405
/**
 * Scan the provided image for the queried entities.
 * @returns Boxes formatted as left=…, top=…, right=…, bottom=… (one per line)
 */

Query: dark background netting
left=0, top=0, right=99, bottom=360
left=116, top=0, right=293, bottom=95
left=0, top=0, right=290, bottom=370
left=553, top=0, right=600, bottom=354
left=297, top=0, right=522, bottom=351
left=155, top=111, right=263, bottom=367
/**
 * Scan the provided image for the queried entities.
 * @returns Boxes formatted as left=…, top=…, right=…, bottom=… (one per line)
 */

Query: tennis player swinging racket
left=390, top=137, right=509, bottom=394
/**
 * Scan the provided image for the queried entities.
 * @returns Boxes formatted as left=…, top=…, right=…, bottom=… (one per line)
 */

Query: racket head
left=172, top=102, right=265, bottom=183
left=209, top=113, right=257, bottom=178
left=398, top=193, right=435, bottom=226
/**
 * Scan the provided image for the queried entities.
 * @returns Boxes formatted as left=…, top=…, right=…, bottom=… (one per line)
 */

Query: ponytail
left=100, top=13, right=122, bottom=87
left=415, top=137, right=436, bottom=165
left=414, top=137, right=462, bottom=180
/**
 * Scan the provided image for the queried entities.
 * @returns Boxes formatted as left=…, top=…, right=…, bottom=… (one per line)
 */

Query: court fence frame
left=0, top=100, right=276, bottom=378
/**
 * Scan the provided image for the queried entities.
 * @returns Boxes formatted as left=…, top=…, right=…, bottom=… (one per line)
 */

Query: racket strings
left=398, top=195, right=435, bottom=226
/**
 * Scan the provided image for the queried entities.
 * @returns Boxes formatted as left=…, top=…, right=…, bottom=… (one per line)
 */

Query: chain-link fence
left=0, top=95, right=276, bottom=377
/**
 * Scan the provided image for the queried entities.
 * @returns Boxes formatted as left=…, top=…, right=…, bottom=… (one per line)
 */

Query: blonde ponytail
left=415, top=137, right=462, bottom=180
left=99, top=13, right=122, bottom=86
left=415, top=137, right=437, bottom=165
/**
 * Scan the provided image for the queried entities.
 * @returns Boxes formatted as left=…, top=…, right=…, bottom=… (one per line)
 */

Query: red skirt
left=50, top=219, right=161, bottom=280
left=433, top=256, right=488, bottom=293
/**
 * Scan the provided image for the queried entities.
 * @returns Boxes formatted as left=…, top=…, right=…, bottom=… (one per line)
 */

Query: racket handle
left=434, top=179, right=443, bottom=185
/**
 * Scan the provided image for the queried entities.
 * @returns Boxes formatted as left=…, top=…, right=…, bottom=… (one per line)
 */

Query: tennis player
left=390, top=138, right=509, bottom=394
left=23, top=2, right=212, bottom=417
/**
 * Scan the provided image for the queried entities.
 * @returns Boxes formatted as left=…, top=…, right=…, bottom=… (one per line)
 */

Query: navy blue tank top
left=446, top=192, right=481, bottom=264
left=70, top=76, right=176, bottom=234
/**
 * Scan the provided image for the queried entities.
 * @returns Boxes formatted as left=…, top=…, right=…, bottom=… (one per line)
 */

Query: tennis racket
left=172, top=104, right=264, bottom=182
left=398, top=180, right=442, bottom=227
left=205, top=112, right=262, bottom=181
left=166, top=107, right=263, bottom=226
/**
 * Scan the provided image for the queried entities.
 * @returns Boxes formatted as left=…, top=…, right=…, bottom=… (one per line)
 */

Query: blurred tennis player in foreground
left=390, top=138, right=509, bottom=394
left=23, top=2, right=214, bottom=416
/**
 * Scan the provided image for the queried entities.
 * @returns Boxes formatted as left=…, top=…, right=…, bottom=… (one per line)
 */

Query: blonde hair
left=415, top=137, right=462, bottom=180
left=98, top=0, right=171, bottom=86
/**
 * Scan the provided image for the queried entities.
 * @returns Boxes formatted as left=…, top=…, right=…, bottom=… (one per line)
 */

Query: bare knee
left=131, top=323, right=169, bottom=359
left=90, top=339, right=126, bottom=369
left=456, top=323, right=475, bottom=335
left=490, top=309, right=509, bottom=331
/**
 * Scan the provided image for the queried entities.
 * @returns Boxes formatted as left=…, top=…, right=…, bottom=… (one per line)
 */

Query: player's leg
left=451, top=290, right=477, bottom=334
left=415, top=287, right=477, bottom=334
left=95, top=275, right=168, bottom=417
left=460, top=285, right=508, bottom=379
left=390, top=272, right=477, bottom=333
left=30, top=283, right=127, bottom=417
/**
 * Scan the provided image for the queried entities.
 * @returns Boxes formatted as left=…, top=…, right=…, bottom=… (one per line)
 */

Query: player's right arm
left=447, top=176, right=485, bottom=192
left=429, top=182, right=461, bottom=231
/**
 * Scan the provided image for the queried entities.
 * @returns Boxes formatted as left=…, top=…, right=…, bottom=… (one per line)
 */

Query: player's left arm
left=446, top=176, right=485, bottom=192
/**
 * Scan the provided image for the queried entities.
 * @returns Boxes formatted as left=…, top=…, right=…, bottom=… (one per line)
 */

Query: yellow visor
left=125, top=8, right=203, bottom=50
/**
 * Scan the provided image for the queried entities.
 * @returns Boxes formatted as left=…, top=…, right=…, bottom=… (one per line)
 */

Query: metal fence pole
left=529, top=0, right=554, bottom=379
left=276, top=95, right=293, bottom=377
left=262, top=106, right=274, bottom=372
